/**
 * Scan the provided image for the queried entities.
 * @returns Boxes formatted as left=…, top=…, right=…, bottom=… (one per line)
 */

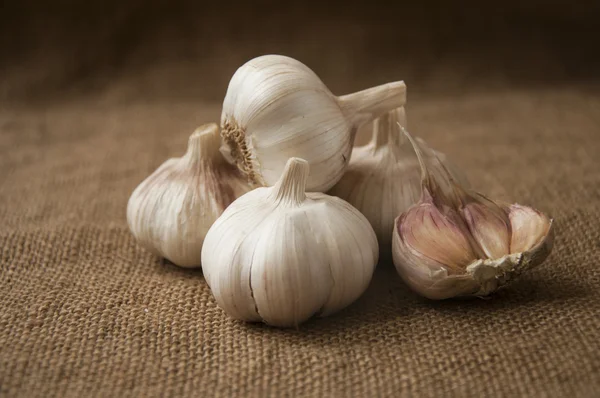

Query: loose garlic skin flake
left=221, top=54, right=407, bottom=192
left=201, top=157, right=379, bottom=328
left=127, top=123, right=251, bottom=268
left=392, top=131, right=554, bottom=300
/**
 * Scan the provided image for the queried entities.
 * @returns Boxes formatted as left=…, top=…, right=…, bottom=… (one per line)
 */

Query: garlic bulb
left=220, top=54, right=406, bottom=192
left=201, top=157, right=379, bottom=327
left=329, top=107, right=468, bottom=247
left=392, top=130, right=554, bottom=300
left=127, top=123, right=252, bottom=268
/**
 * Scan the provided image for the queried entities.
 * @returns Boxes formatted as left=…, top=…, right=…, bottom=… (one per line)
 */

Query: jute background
left=1, top=1, right=599, bottom=396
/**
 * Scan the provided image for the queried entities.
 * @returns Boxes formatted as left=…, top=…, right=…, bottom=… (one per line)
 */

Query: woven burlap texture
left=1, top=87, right=599, bottom=397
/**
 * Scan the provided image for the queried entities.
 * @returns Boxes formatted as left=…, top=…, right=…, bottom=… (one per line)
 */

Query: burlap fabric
left=1, top=2, right=599, bottom=397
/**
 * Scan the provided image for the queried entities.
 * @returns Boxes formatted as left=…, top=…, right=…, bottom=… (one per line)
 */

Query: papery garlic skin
left=221, top=54, right=406, bottom=192
left=201, top=157, right=379, bottom=327
left=329, top=107, right=468, bottom=247
left=127, top=123, right=251, bottom=268
left=391, top=130, right=554, bottom=299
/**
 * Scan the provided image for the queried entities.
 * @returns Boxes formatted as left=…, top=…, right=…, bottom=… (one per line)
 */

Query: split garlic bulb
left=201, top=157, right=379, bottom=327
left=220, top=54, right=406, bottom=192
left=329, top=107, right=468, bottom=248
left=127, top=123, right=252, bottom=268
left=392, top=130, right=555, bottom=300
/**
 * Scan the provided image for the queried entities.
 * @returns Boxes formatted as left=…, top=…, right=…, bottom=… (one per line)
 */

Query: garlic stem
left=184, top=123, right=222, bottom=166
left=372, top=107, right=407, bottom=149
left=338, top=81, right=407, bottom=127
left=270, top=158, right=309, bottom=206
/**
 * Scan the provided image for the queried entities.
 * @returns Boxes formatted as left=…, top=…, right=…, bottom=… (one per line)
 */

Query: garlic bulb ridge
left=127, top=123, right=252, bottom=268
left=220, top=54, right=407, bottom=192
left=201, top=157, right=379, bottom=327
left=391, top=130, right=554, bottom=299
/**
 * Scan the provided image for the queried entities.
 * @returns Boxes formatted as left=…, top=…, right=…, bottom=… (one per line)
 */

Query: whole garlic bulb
left=220, top=54, right=406, bottom=192
left=392, top=130, right=554, bottom=300
left=127, top=123, right=252, bottom=268
left=329, top=107, right=468, bottom=247
left=201, top=157, right=379, bottom=328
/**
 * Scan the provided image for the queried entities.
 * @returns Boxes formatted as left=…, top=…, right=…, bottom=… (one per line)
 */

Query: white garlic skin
left=201, top=157, right=379, bottom=328
left=329, top=107, right=469, bottom=248
left=221, top=54, right=406, bottom=192
left=127, top=123, right=251, bottom=268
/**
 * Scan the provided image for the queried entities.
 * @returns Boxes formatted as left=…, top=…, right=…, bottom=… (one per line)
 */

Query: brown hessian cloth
left=1, top=2, right=600, bottom=396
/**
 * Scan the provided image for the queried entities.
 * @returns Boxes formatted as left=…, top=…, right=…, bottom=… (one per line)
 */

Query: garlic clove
left=201, top=191, right=273, bottom=322
left=201, top=157, right=378, bottom=327
left=221, top=54, right=406, bottom=192
left=508, top=204, right=553, bottom=255
left=400, top=190, right=478, bottom=274
left=460, top=194, right=511, bottom=259
left=507, top=204, right=555, bottom=278
left=316, top=196, right=381, bottom=315
left=250, top=207, right=334, bottom=327
left=392, top=212, right=481, bottom=300
left=391, top=128, right=555, bottom=299
left=127, top=123, right=252, bottom=268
